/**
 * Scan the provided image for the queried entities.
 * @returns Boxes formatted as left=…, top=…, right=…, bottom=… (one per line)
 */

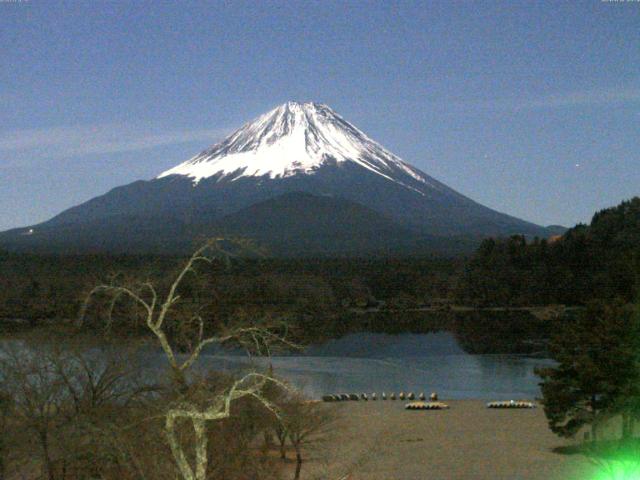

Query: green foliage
left=536, top=301, right=640, bottom=439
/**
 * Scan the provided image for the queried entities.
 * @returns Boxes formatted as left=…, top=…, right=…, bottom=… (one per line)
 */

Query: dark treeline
left=0, top=252, right=181, bottom=326
left=457, top=197, right=640, bottom=306
left=0, top=250, right=462, bottom=338
left=0, top=246, right=554, bottom=354
left=2, top=197, right=638, bottom=348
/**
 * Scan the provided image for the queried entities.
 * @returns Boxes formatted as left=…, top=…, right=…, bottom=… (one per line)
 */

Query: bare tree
left=280, top=396, right=336, bottom=480
left=0, top=344, right=68, bottom=480
left=274, top=421, right=288, bottom=460
left=80, top=240, right=295, bottom=480
left=0, top=338, right=151, bottom=480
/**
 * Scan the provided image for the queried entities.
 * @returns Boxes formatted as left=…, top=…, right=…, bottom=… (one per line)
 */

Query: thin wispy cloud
left=455, top=86, right=640, bottom=112
left=0, top=123, right=228, bottom=166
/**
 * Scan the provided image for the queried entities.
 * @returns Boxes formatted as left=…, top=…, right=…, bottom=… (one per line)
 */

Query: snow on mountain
left=158, top=101, right=439, bottom=194
left=0, top=100, right=553, bottom=255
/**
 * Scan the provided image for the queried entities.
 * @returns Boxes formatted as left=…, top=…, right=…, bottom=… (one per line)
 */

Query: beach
left=301, top=400, right=596, bottom=480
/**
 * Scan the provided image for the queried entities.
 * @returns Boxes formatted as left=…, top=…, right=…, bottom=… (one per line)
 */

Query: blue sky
left=1, top=0, right=639, bottom=231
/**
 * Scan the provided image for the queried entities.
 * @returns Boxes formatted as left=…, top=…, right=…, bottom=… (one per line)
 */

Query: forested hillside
left=0, top=251, right=461, bottom=332
left=457, top=197, right=640, bottom=306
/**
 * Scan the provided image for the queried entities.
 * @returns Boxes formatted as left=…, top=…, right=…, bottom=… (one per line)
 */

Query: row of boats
left=322, top=392, right=435, bottom=402
left=322, top=393, right=536, bottom=409
left=486, top=400, right=536, bottom=409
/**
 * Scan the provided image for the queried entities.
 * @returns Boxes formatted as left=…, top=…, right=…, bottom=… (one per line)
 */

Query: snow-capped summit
left=0, top=101, right=554, bottom=255
left=158, top=101, right=433, bottom=193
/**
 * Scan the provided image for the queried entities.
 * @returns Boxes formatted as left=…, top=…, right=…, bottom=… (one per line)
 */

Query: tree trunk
left=622, top=413, right=633, bottom=439
left=275, top=427, right=287, bottom=459
left=279, top=439, right=287, bottom=460
left=40, top=430, right=55, bottom=480
left=263, top=431, right=273, bottom=449
left=170, top=367, right=189, bottom=394
left=0, top=436, right=5, bottom=480
left=590, top=399, right=598, bottom=442
left=294, top=449, right=302, bottom=480
left=193, top=419, right=208, bottom=480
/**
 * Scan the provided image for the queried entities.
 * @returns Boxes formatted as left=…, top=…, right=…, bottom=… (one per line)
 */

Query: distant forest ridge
left=0, top=197, right=637, bottom=333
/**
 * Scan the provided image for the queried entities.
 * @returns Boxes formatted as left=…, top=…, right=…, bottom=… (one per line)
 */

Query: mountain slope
left=0, top=192, right=477, bottom=256
left=215, top=192, right=477, bottom=256
left=1, top=101, right=554, bottom=255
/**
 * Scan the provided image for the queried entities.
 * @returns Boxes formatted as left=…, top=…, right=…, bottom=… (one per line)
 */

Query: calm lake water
left=184, top=332, right=554, bottom=400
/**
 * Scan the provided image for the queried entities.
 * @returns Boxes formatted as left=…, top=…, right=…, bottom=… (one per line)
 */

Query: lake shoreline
left=3, top=330, right=553, bottom=401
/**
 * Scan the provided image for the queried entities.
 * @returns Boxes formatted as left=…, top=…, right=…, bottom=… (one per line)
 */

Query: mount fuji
left=0, top=102, right=557, bottom=256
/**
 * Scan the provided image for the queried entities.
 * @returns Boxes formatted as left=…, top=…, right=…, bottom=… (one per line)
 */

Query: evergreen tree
left=537, top=301, right=640, bottom=440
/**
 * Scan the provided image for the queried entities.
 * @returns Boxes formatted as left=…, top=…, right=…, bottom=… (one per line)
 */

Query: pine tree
left=537, top=301, right=640, bottom=440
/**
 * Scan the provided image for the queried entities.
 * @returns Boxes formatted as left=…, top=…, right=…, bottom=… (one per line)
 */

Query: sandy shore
left=301, top=400, right=596, bottom=480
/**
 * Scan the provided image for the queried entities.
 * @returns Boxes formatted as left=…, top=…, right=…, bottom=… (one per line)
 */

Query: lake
left=185, top=331, right=554, bottom=400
